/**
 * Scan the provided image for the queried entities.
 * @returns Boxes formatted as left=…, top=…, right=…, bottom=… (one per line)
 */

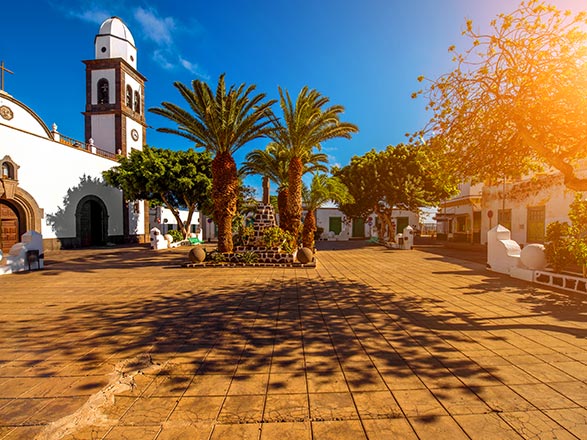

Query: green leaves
left=103, top=146, right=212, bottom=238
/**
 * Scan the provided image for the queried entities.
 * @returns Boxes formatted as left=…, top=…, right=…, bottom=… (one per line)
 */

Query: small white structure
left=149, top=227, right=168, bottom=250
left=149, top=206, right=204, bottom=243
left=487, top=225, right=522, bottom=274
left=487, top=224, right=549, bottom=282
left=0, top=230, right=44, bottom=275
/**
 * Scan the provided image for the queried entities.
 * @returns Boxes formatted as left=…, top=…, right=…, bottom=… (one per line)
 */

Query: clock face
left=131, top=128, right=139, bottom=141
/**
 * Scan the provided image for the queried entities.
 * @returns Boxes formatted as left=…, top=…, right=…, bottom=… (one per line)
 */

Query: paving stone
left=362, top=418, right=418, bottom=440
left=454, top=413, right=524, bottom=439
left=260, top=421, right=312, bottom=439
left=409, top=415, right=470, bottom=440
left=312, top=419, right=367, bottom=439
left=499, top=410, right=578, bottom=440
left=392, top=389, right=448, bottom=418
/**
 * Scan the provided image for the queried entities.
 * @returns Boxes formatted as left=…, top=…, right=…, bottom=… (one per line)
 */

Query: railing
left=56, top=133, right=117, bottom=160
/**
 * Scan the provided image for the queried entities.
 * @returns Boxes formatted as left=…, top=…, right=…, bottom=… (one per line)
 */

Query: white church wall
left=2, top=122, right=124, bottom=241
left=90, top=69, right=115, bottom=105
left=90, top=114, right=115, bottom=152
left=125, top=116, right=143, bottom=151
left=124, top=72, right=141, bottom=95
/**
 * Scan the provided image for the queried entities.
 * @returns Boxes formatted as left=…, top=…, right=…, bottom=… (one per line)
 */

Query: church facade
left=0, top=17, right=148, bottom=253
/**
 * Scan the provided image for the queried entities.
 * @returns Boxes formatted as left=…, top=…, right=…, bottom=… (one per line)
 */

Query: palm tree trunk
left=212, top=152, right=238, bottom=252
left=287, top=156, right=304, bottom=239
left=302, top=209, right=316, bottom=248
left=277, top=187, right=289, bottom=229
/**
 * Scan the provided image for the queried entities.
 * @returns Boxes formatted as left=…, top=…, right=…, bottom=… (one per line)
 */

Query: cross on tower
left=0, top=61, right=14, bottom=91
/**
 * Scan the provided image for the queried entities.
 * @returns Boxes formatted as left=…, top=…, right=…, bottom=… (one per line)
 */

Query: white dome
left=95, top=16, right=137, bottom=68
left=98, top=17, right=135, bottom=46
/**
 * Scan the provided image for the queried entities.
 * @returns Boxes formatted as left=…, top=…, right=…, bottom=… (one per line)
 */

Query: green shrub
left=544, top=222, right=573, bottom=273
left=263, top=226, right=295, bottom=252
left=207, top=250, right=226, bottom=263
left=168, top=229, right=184, bottom=243
left=234, top=225, right=255, bottom=246
left=569, top=195, right=587, bottom=277
left=236, top=251, right=259, bottom=264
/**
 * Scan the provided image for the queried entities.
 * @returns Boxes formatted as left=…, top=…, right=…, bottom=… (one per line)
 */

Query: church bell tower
left=83, top=17, right=146, bottom=156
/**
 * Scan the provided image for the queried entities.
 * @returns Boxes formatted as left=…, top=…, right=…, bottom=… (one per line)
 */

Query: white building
left=438, top=163, right=586, bottom=246
left=313, top=207, right=419, bottom=241
left=149, top=206, right=204, bottom=242
left=436, top=182, right=483, bottom=243
left=0, top=17, right=148, bottom=253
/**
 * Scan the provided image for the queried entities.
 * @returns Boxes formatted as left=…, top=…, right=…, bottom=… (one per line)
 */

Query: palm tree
left=241, top=142, right=328, bottom=229
left=271, top=87, right=358, bottom=238
left=302, top=173, right=352, bottom=248
left=149, top=74, right=275, bottom=252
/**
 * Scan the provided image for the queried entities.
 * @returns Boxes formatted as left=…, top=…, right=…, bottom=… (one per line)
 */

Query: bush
left=263, top=226, right=295, bottom=252
left=234, top=225, right=255, bottom=246
left=544, top=222, right=573, bottom=273
left=167, top=229, right=184, bottom=243
left=236, top=251, right=259, bottom=264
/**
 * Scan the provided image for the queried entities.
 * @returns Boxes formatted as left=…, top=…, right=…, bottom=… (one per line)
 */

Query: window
left=126, top=85, right=133, bottom=108
left=329, top=217, right=342, bottom=235
left=1, top=162, right=12, bottom=179
left=97, top=78, right=109, bottom=104
left=134, top=90, right=140, bottom=113
left=527, top=206, right=546, bottom=243
left=498, top=209, right=512, bottom=231
left=456, top=215, right=469, bottom=233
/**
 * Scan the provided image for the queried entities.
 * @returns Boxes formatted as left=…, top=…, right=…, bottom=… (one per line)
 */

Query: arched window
left=126, top=85, right=133, bottom=108
left=97, top=78, right=109, bottom=104
left=134, top=90, right=140, bottom=113
left=1, top=162, right=12, bottom=179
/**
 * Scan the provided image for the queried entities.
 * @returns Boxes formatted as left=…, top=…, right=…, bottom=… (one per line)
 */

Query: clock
left=131, top=129, right=139, bottom=141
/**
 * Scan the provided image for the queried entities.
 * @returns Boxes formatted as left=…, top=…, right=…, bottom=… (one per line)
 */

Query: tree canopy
left=335, top=143, right=457, bottom=240
left=416, top=0, right=587, bottom=190
left=103, top=146, right=212, bottom=238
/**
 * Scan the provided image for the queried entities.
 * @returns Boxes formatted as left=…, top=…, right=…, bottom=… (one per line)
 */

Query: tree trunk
left=277, top=187, right=289, bottom=229
left=287, top=156, right=304, bottom=239
left=302, top=209, right=316, bottom=249
left=212, top=152, right=239, bottom=252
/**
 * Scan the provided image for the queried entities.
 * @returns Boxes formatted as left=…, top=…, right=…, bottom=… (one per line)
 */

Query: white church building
left=0, top=17, right=148, bottom=254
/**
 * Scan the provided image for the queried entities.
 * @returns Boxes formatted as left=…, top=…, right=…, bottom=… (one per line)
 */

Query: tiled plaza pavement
left=1, top=241, right=586, bottom=439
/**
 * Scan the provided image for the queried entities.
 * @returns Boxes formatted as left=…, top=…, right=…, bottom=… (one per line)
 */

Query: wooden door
left=0, top=202, right=20, bottom=254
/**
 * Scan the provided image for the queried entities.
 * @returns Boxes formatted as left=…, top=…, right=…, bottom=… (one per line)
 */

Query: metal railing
left=56, top=134, right=117, bottom=160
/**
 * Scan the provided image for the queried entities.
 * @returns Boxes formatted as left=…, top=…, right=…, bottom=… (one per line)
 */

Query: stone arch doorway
left=76, top=196, right=108, bottom=247
left=0, top=200, right=22, bottom=254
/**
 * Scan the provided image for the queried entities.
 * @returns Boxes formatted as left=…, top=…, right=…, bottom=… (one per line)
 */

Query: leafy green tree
left=302, top=174, right=352, bottom=248
left=416, top=0, right=587, bottom=190
left=271, top=87, right=358, bottom=238
left=336, top=144, right=457, bottom=241
left=150, top=74, right=275, bottom=252
left=103, top=146, right=212, bottom=239
left=241, top=142, right=328, bottom=229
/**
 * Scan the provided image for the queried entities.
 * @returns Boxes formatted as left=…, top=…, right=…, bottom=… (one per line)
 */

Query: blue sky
left=2, top=0, right=584, bottom=195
